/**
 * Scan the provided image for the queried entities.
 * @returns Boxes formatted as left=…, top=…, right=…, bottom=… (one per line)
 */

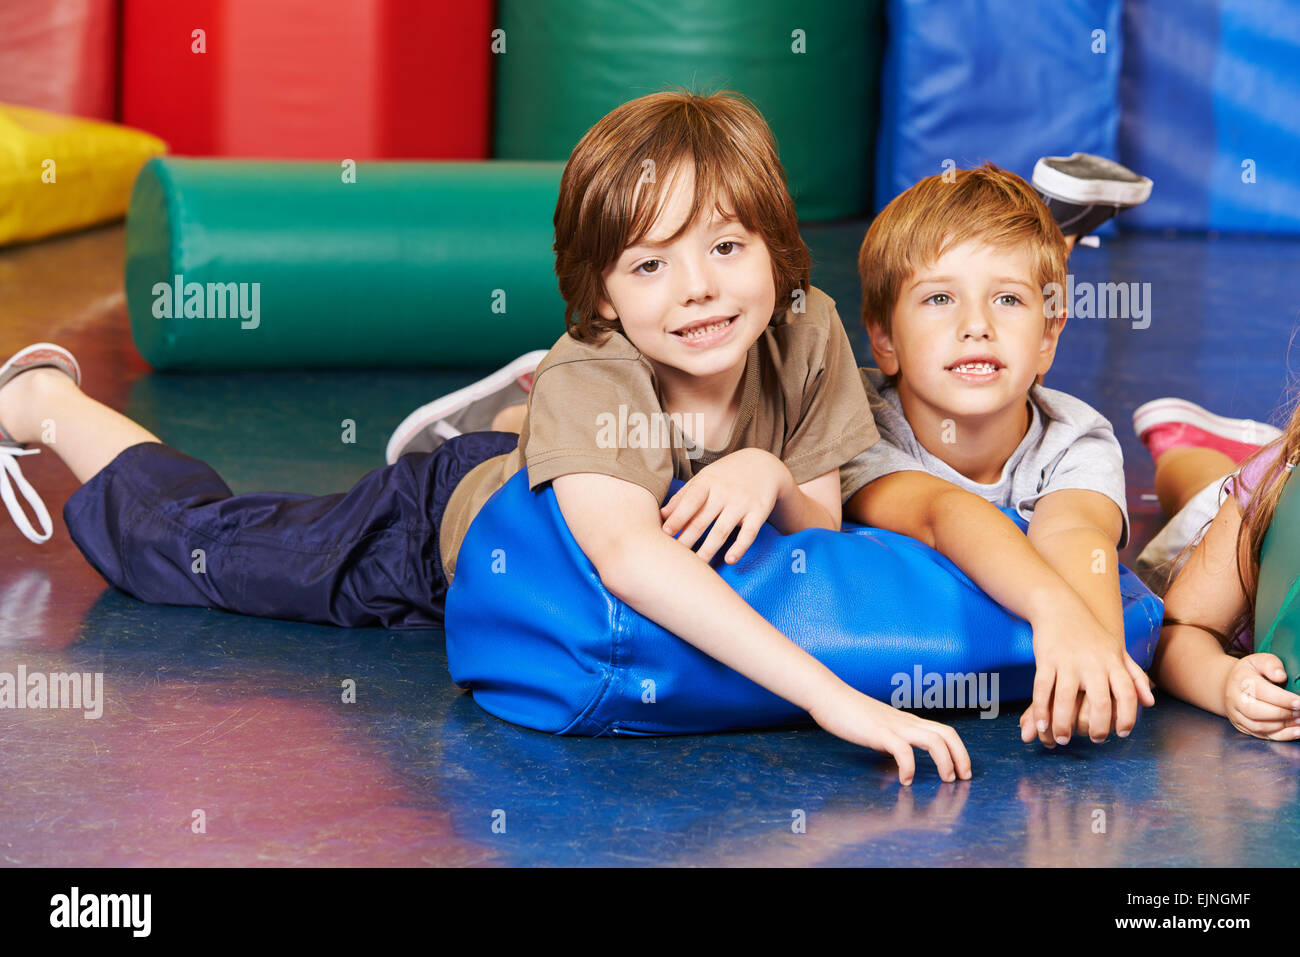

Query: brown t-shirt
left=439, top=285, right=880, bottom=581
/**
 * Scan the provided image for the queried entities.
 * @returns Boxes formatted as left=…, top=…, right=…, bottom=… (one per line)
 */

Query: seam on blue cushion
left=560, top=601, right=627, bottom=735
left=1134, top=592, right=1164, bottom=663
left=608, top=595, right=626, bottom=671
left=605, top=721, right=681, bottom=736
left=557, top=666, right=616, bottom=735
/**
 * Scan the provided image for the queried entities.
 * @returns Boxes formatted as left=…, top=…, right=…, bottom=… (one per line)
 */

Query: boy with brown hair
left=0, top=90, right=972, bottom=785
left=841, top=163, right=1156, bottom=748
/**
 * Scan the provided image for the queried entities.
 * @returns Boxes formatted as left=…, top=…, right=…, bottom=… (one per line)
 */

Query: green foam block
left=493, top=0, right=882, bottom=223
left=125, top=158, right=567, bottom=370
left=1255, top=465, right=1300, bottom=692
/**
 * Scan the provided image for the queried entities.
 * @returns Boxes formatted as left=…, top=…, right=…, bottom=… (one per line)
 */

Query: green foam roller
left=125, top=158, right=567, bottom=370
left=1255, top=466, right=1300, bottom=692
left=494, top=0, right=882, bottom=222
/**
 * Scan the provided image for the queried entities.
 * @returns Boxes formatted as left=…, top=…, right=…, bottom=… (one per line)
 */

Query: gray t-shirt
left=841, top=368, right=1130, bottom=549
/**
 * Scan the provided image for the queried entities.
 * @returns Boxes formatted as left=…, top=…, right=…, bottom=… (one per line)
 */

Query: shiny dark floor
left=2, top=222, right=1298, bottom=867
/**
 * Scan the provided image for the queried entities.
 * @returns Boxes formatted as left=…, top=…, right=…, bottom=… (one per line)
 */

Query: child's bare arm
left=1151, top=498, right=1247, bottom=712
left=771, top=467, right=842, bottom=533
left=1152, top=496, right=1300, bottom=738
left=849, top=473, right=1152, bottom=743
left=1026, top=489, right=1124, bottom=633
left=554, top=470, right=971, bottom=784
left=1025, top=489, right=1153, bottom=741
left=849, top=471, right=1092, bottom=618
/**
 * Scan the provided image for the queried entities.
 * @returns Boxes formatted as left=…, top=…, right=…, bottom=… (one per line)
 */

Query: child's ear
left=1037, top=311, right=1067, bottom=378
left=596, top=294, right=618, bottom=322
left=865, top=320, right=900, bottom=376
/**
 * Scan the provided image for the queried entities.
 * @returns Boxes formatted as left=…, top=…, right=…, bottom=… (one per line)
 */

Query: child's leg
left=1, top=364, right=519, bottom=628
left=490, top=404, right=527, bottom=433
left=1130, top=396, right=1278, bottom=596
left=1134, top=396, right=1284, bottom=516
left=58, top=428, right=517, bottom=629
left=0, top=367, right=161, bottom=485
left=1153, top=446, right=1236, bottom=517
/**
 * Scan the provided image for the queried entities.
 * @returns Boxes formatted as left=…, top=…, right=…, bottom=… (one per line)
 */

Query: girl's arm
left=553, top=470, right=971, bottom=784
left=1151, top=496, right=1249, bottom=714
left=1153, top=495, right=1300, bottom=737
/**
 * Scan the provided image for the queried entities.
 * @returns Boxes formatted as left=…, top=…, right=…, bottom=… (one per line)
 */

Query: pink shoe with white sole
left=1133, top=397, right=1282, bottom=465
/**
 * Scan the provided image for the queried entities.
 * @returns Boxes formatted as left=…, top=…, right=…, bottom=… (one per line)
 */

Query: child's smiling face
left=596, top=163, right=776, bottom=384
left=869, top=239, right=1065, bottom=424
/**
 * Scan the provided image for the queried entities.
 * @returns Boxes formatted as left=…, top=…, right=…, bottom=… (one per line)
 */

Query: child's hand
left=811, top=687, right=972, bottom=785
left=1018, top=689, right=1129, bottom=743
left=660, top=448, right=793, bottom=564
left=1020, top=611, right=1155, bottom=746
left=1224, top=653, right=1300, bottom=740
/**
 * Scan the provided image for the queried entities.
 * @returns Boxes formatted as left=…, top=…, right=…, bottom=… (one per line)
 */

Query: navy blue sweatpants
left=62, top=432, right=520, bottom=630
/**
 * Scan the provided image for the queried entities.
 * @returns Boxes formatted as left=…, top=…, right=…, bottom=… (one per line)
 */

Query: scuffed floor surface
left=2, top=223, right=1297, bottom=866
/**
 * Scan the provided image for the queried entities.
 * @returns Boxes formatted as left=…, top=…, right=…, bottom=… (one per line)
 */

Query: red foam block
left=122, top=0, right=492, bottom=159
left=0, top=0, right=119, bottom=120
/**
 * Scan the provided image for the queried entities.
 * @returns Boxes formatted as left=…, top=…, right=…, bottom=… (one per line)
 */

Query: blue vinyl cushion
left=446, top=469, right=1162, bottom=735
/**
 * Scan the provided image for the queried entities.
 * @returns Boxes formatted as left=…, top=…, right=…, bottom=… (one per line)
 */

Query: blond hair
left=859, top=162, right=1068, bottom=341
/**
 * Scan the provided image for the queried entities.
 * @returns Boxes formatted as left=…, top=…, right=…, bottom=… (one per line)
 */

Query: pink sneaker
left=1133, top=397, right=1282, bottom=465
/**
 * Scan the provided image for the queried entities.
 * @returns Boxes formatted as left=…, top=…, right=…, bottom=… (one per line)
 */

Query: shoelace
left=0, top=445, right=53, bottom=544
left=432, top=419, right=461, bottom=440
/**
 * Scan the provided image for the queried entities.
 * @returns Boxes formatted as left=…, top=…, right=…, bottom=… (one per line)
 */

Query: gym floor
left=2, top=221, right=1298, bottom=867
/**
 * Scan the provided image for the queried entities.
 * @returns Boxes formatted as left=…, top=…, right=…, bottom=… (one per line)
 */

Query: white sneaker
left=385, top=350, right=546, bottom=464
left=0, top=343, right=82, bottom=544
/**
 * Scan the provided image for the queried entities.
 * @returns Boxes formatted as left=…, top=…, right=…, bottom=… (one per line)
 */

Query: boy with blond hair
left=841, top=163, right=1156, bottom=747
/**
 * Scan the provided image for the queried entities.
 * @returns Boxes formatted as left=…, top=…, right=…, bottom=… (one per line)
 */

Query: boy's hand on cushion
left=1022, top=604, right=1152, bottom=746
left=661, top=448, right=793, bottom=565
left=1223, top=654, right=1300, bottom=741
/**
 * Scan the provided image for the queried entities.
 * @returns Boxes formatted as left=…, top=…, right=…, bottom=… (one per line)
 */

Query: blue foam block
left=874, top=0, right=1123, bottom=219
left=1120, top=0, right=1300, bottom=233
